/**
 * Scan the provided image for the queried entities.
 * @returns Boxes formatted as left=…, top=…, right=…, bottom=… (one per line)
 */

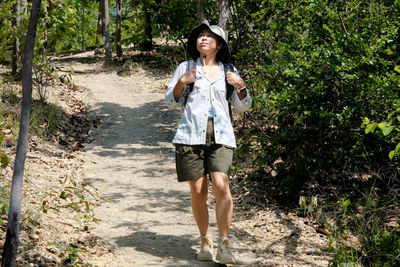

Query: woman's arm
left=226, top=71, right=246, bottom=100
left=165, top=61, right=197, bottom=105
left=173, top=69, right=196, bottom=101
left=226, top=66, right=251, bottom=113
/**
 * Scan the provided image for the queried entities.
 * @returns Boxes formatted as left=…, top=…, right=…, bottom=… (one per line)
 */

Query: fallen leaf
left=315, top=227, right=330, bottom=236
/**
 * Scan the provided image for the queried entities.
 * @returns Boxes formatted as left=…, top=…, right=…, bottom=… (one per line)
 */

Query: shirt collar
left=195, top=58, right=224, bottom=82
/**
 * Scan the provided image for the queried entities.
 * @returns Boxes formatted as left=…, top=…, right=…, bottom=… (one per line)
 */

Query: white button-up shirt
left=165, top=58, right=251, bottom=148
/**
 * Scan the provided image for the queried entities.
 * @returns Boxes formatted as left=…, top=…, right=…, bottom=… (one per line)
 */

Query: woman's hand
left=180, top=70, right=196, bottom=85
left=173, top=70, right=196, bottom=101
left=226, top=71, right=245, bottom=89
left=226, top=72, right=247, bottom=100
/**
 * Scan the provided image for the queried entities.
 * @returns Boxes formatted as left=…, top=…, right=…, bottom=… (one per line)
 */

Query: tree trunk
left=97, top=0, right=105, bottom=35
left=12, top=0, right=21, bottom=79
left=197, top=0, right=209, bottom=25
left=2, top=0, right=42, bottom=265
left=81, top=2, right=85, bottom=51
left=218, top=0, right=230, bottom=35
left=142, top=5, right=152, bottom=51
left=116, top=0, right=122, bottom=57
left=104, top=0, right=111, bottom=61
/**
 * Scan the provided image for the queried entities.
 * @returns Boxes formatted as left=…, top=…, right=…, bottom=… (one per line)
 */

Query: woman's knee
left=189, top=177, right=208, bottom=202
left=211, top=172, right=231, bottom=198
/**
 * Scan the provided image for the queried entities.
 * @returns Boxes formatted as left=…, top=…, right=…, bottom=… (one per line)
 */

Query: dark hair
left=215, top=36, right=225, bottom=62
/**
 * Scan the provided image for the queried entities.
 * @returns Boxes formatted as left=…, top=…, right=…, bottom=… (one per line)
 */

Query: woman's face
left=196, top=29, right=222, bottom=56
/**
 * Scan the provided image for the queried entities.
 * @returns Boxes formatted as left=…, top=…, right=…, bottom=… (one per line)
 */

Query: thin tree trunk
left=197, top=0, right=209, bottom=25
left=104, top=0, right=111, bottom=61
left=81, top=2, right=85, bottom=51
left=218, top=0, right=230, bottom=35
left=2, top=0, right=42, bottom=265
left=12, top=0, right=21, bottom=78
left=116, top=0, right=122, bottom=57
left=142, top=5, right=152, bottom=51
left=97, top=0, right=105, bottom=35
left=42, top=8, right=48, bottom=62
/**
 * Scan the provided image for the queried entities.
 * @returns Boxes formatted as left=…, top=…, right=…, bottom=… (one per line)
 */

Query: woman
left=165, top=23, right=251, bottom=264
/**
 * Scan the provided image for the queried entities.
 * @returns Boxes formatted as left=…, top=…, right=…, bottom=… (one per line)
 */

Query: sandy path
left=58, top=52, right=256, bottom=266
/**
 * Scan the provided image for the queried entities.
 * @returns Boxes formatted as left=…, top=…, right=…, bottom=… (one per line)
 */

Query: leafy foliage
left=40, top=0, right=101, bottom=52
left=0, top=0, right=29, bottom=63
left=228, top=2, right=400, bottom=265
left=363, top=100, right=400, bottom=161
left=232, top=0, right=400, bottom=195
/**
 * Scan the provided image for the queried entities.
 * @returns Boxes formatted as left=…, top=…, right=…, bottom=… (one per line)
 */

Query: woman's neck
left=200, top=54, right=218, bottom=66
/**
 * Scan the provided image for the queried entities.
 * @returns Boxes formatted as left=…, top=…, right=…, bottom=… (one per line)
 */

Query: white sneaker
left=216, top=237, right=236, bottom=264
left=197, top=234, right=213, bottom=261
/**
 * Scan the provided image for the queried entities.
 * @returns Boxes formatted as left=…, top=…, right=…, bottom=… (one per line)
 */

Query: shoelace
left=220, top=239, right=231, bottom=253
left=200, top=236, right=212, bottom=251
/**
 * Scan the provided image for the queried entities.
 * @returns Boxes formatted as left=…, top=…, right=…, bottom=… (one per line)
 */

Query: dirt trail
left=57, top=51, right=256, bottom=266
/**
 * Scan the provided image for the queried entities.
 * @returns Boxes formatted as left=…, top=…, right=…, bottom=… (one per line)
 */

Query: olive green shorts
left=174, top=119, right=234, bottom=182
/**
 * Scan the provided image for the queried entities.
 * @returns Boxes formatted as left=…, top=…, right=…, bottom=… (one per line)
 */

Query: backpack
left=182, top=59, right=235, bottom=120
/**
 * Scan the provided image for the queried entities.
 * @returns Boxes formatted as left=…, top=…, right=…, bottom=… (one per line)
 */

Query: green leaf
left=385, top=48, right=394, bottom=55
left=342, top=199, right=351, bottom=209
left=389, top=150, right=395, bottom=160
left=0, top=135, right=3, bottom=144
left=397, top=115, right=400, bottom=122
left=59, top=191, right=66, bottom=200
left=0, top=153, right=9, bottom=169
left=62, top=202, right=80, bottom=209
left=378, top=122, right=386, bottom=129
left=395, top=143, right=400, bottom=154
left=365, top=123, right=377, bottom=134
left=395, top=65, right=400, bottom=73
left=69, top=253, right=77, bottom=262
left=322, top=24, right=332, bottom=33
left=382, top=126, right=394, bottom=136
left=100, top=197, right=112, bottom=203
left=75, top=190, right=84, bottom=200
left=84, top=201, right=90, bottom=212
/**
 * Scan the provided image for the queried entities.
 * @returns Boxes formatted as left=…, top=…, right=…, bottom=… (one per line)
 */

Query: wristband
left=238, top=86, right=246, bottom=93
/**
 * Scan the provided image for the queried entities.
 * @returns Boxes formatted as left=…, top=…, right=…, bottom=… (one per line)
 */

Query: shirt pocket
left=214, top=80, right=227, bottom=97
left=186, top=88, right=205, bottom=106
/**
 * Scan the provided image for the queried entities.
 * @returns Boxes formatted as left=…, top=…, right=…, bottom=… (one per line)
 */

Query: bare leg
left=210, top=172, right=233, bottom=237
left=189, top=176, right=209, bottom=236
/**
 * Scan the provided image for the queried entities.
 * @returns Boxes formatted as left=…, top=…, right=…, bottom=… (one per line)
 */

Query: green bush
left=232, top=0, right=400, bottom=195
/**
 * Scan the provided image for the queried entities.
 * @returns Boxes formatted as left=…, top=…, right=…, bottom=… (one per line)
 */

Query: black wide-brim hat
left=187, top=23, right=230, bottom=63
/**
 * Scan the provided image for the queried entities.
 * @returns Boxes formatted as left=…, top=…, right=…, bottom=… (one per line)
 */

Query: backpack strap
left=182, top=59, right=195, bottom=107
left=224, top=63, right=235, bottom=121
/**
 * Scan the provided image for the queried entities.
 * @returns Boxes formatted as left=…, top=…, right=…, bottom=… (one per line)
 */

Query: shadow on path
left=116, top=231, right=196, bottom=261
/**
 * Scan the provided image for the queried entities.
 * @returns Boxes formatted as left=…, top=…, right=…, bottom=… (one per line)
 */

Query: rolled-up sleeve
left=231, top=90, right=251, bottom=113
left=231, top=66, right=251, bottom=113
left=165, top=61, right=187, bottom=107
